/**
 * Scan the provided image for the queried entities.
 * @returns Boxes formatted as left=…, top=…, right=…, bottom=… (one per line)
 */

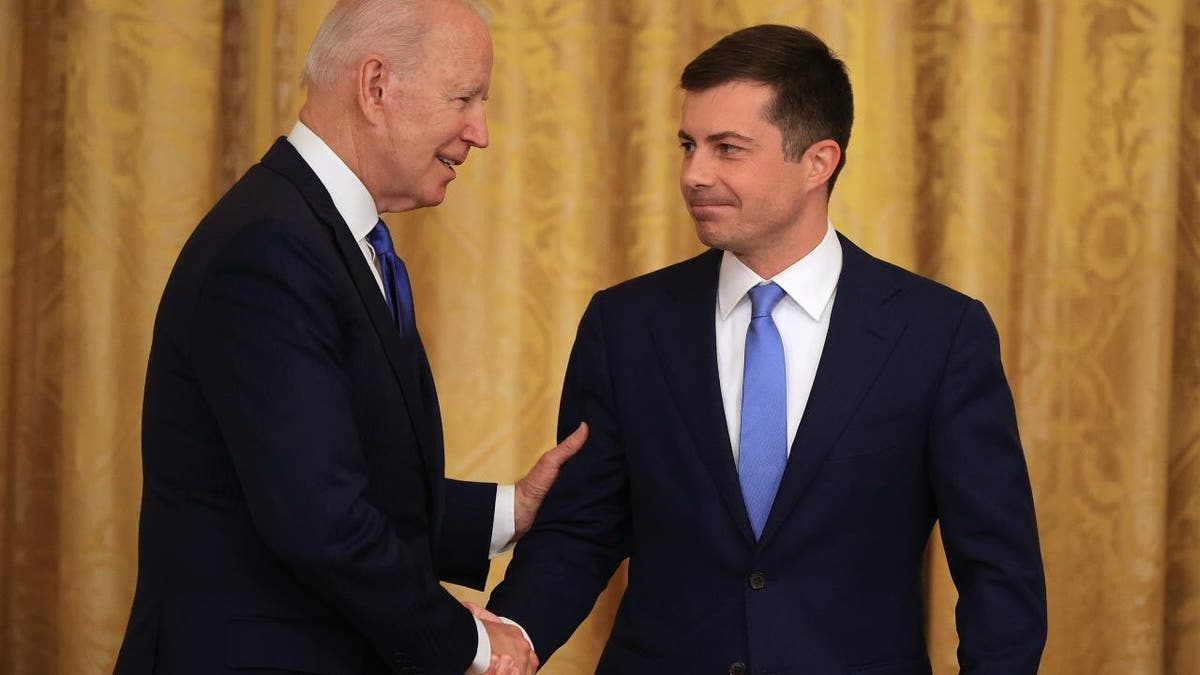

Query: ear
left=356, top=55, right=390, bottom=124
left=804, top=139, right=842, bottom=194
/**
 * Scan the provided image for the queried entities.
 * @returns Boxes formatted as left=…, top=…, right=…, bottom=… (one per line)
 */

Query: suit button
left=729, top=662, right=747, bottom=675
left=749, top=571, right=766, bottom=590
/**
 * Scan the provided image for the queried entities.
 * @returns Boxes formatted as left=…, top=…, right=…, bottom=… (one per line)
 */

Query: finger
left=511, top=651, right=531, bottom=675
left=462, top=601, right=501, bottom=622
left=549, top=422, right=589, bottom=461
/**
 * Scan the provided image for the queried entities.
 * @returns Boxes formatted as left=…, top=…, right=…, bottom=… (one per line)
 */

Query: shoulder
left=189, top=139, right=337, bottom=250
left=160, top=159, right=345, bottom=317
left=593, top=249, right=720, bottom=307
left=184, top=159, right=335, bottom=264
left=209, top=166, right=324, bottom=236
left=838, top=234, right=977, bottom=321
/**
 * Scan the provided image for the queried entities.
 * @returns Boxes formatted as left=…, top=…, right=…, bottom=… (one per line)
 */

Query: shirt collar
left=285, top=121, right=380, bottom=243
left=717, top=221, right=843, bottom=321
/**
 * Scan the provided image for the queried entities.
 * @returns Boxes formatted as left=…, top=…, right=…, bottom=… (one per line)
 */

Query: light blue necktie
left=739, top=282, right=788, bottom=539
left=366, top=219, right=415, bottom=338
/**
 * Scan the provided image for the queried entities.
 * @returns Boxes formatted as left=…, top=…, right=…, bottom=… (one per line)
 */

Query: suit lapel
left=259, top=139, right=441, bottom=486
left=759, top=235, right=906, bottom=545
left=650, top=250, right=757, bottom=545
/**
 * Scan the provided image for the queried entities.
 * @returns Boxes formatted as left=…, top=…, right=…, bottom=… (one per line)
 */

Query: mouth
left=688, top=202, right=735, bottom=217
left=437, top=155, right=463, bottom=174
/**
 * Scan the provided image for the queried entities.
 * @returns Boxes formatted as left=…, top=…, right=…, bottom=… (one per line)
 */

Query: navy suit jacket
left=114, top=139, right=495, bottom=675
left=489, top=237, right=1046, bottom=674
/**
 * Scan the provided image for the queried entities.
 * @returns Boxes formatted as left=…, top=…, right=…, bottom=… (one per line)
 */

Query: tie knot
left=366, top=219, right=395, bottom=257
left=748, top=282, right=786, bottom=318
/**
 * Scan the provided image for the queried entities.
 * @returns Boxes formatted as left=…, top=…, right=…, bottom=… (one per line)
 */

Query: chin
left=694, top=221, right=732, bottom=250
left=416, top=189, right=448, bottom=209
left=429, top=183, right=452, bottom=203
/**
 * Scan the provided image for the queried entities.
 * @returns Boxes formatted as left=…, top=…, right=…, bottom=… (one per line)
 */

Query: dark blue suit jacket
left=489, top=238, right=1046, bottom=674
left=114, top=139, right=495, bottom=675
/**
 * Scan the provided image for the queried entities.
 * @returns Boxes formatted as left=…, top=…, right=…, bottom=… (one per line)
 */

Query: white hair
left=301, top=0, right=489, bottom=90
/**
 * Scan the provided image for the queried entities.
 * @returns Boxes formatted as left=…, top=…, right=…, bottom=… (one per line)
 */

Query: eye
left=680, top=141, right=695, bottom=155
left=717, top=143, right=742, bottom=155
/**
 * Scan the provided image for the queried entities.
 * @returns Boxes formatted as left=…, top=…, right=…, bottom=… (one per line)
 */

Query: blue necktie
left=366, top=219, right=415, bottom=337
left=739, top=282, right=788, bottom=539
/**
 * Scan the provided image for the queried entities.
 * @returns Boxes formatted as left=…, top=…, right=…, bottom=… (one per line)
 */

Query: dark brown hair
left=680, top=25, right=853, bottom=195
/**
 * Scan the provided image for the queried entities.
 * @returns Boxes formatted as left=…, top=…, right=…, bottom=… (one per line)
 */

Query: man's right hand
left=481, top=618, right=537, bottom=675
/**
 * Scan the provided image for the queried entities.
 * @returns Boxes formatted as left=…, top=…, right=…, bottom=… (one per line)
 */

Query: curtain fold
left=1166, top=4, right=1200, bottom=673
left=1, top=1, right=1196, bottom=673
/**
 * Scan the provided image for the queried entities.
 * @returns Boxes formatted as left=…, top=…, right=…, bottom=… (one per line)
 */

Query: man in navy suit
left=113, top=1, right=581, bottom=674
left=488, top=25, right=1047, bottom=674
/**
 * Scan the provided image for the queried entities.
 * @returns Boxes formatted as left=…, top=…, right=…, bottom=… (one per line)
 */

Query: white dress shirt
left=716, top=223, right=843, bottom=462
left=287, top=121, right=515, bottom=674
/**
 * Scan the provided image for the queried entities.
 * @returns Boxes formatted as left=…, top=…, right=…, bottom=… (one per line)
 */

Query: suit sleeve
left=191, top=220, right=477, bottom=675
left=439, top=478, right=496, bottom=589
left=928, top=299, right=1047, bottom=673
left=487, top=294, right=632, bottom=662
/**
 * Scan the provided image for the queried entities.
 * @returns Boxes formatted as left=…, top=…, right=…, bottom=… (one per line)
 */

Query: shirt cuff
left=467, top=616, right=490, bottom=675
left=466, top=615, right=537, bottom=674
left=489, top=484, right=516, bottom=558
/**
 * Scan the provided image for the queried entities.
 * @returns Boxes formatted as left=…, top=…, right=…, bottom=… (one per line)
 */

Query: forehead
left=680, top=81, right=774, bottom=131
left=417, top=5, right=493, bottom=86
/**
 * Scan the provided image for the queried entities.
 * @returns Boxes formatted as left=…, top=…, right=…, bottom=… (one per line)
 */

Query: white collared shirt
left=285, top=121, right=390, bottom=297
left=285, top=121, right=515, bottom=674
left=716, top=223, right=843, bottom=462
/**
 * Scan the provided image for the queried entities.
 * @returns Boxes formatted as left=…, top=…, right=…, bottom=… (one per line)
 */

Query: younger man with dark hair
left=488, top=24, right=1046, bottom=675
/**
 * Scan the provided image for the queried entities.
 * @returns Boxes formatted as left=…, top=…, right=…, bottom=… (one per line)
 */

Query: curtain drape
left=2, top=1, right=1197, bottom=673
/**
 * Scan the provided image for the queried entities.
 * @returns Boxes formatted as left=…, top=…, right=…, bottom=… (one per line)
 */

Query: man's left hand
left=514, top=422, right=588, bottom=537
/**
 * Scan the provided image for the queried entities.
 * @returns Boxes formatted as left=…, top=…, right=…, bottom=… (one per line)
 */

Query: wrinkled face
left=376, top=2, right=492, bottom=212
left=678, top=81, right=812, bottom=258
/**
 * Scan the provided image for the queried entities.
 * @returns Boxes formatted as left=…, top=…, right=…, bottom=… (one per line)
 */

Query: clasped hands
left=466, top=602, right=536, bottom=675
left=469, top=422, right=588, bottom=675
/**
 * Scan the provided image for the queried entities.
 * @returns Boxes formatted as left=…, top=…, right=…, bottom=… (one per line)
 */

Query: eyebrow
left=456, top=85, right=488, bottom=100
left=677, top=130, right=757, bottom=145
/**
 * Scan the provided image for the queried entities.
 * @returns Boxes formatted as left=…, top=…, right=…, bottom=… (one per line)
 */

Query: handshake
left=460, top=422, right=589, bottom=675
left=464, top=601, right=539, bottom=675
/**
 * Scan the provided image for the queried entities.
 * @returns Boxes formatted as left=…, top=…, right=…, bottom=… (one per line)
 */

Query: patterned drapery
left=2, top=1, right=1197, bottom=673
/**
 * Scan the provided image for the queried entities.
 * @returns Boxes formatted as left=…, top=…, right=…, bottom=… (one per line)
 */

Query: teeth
left=439, top=158, right=454, bottom=167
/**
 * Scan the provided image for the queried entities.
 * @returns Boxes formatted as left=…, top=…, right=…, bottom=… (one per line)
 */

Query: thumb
left=549, top=422, right=588, bottom=464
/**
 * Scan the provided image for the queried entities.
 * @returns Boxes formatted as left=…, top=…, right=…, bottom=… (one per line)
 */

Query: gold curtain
left=1, top=1, right=1197, bottom=673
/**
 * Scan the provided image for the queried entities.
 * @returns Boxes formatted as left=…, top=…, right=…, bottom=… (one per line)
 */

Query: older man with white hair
left=112, top=2, right=580, bottom=674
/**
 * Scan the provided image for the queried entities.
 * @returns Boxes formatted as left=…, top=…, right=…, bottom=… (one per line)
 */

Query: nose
left=680, top=151, right=714, bottom=191
left=463, top=104, right=489, bottom=149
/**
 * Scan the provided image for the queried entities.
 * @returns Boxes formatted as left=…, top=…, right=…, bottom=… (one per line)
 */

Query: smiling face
left=372, top=1, right=492, bottom=212
left=678, top=80, right=834, bottom=276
